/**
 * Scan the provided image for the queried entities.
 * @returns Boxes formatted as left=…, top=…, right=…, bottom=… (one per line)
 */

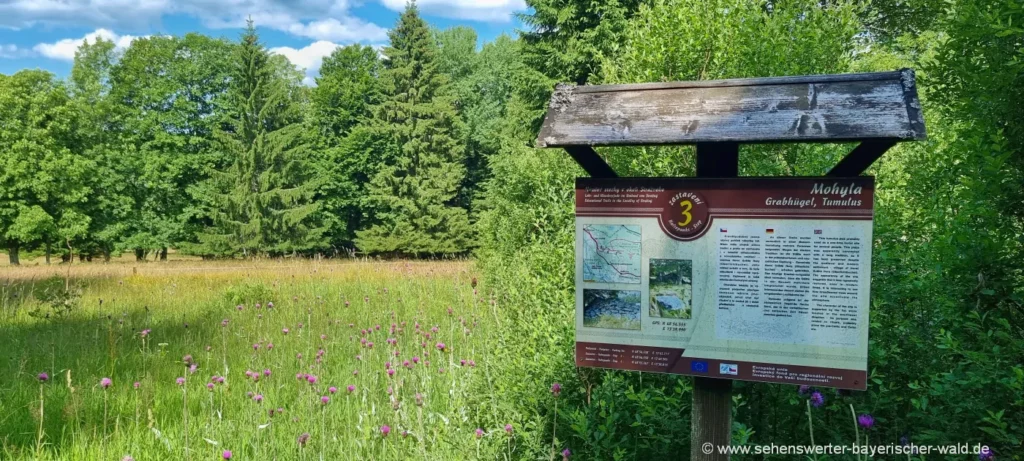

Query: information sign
left=575, top=177, right=874, bottom=390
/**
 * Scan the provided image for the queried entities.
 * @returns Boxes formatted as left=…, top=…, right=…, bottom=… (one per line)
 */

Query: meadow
left=0, top=259, right=531, bottom=460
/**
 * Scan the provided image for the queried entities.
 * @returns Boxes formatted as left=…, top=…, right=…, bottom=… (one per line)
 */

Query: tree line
left=0, top=3, right=549, bottom=264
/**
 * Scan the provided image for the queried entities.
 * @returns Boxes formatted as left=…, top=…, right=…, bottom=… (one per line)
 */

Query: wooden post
left=691, top=142, right=739, bottom=460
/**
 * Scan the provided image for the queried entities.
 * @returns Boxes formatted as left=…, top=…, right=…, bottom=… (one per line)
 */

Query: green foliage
left=354, top=5, right=473, bottom=256
left=193, top=22, right=325, bottom=257
left=29, top=276, right=83, bottom=319
left=221, top=281, right=273, bottom=306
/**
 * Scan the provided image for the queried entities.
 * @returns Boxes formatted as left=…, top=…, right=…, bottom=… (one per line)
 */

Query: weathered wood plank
left=537, top=70, right=926, bottom=148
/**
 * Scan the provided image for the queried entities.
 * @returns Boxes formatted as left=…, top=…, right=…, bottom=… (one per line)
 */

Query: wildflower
left=327, top=386, right=337, bottom=394
left=505, top=424, right=513, bottom=435
left=347, top=385, right=355, bottom=393
left=798, top=385, right=812, bottom=396
left=140, top=329, right=151, bottom=337
left=133, top=381, right=140, bottom=389
left=979, top=447, right=994, bottom=461
left=267, top=302, right=274, bottom=308
left=460, top=359, right=466, bottom=367
left=380, top=425, right=391, bottom=437
left=475, top=428, right=484, bottom=439
left=267, top=343, right=273, bottom=350
left=254, top=394, right=264, bottom=403
left=402, top=430, right=409, bottom=438
left=321, top=396, right=330, bottom=405
left=356, top=354, right=362, bottom=361
left=221, top=319, right=229, bottom=327
left=810, top=392, right=825, bottom=408
left=205, top=345, right=212, bottom=352
left=176, top=377, right=185, bottom=386
left=189, top=364, right=198, bottom=374
left=236, top=304, right=244, bottom=311
left=183, top=354, right=194, bottom=365
left=223, top=450, right=233, bottom=459
left=857, top=414, right=875, bottom=430
left=253, top=343, right=260, bottom=350
left=38, top=372, right=49, bottom=382
left=353, top=370, right=359, bottom=376
left=264, top=369, right=271, bottom=377
left=215, top=376, right=225, bottom=384
left=207, top=383, right=214, bottom=391
left=100, top=377, right=112, bottom=389
left=385, top=361, right=392, bottom=369
left=255, top=302, right=261, bottom=309
left=468, top=360, right=476, bottom=367
left=562, top=448, right=571, bottom=460
left=367, top=342, right=374, bottom=349
left=298, top=432, right=310, bottom=447
left=403, top=360, right=411, bottom=368
left=320, top=334, right=327, bottom=340
left=412, top=356, right=420, bottom=364
left=387, top=369, right=395, bottom=377
left=296, top=373, right=304, bottom=381
left=551, top=382, right=562, bottom=397
left=436, top=342, right=446, bottom=352
left=297, top=353, right=302, bottom=359
left=415, top=393, right=423, bottom=406
left=282, top=328, right=290, bottom=335
left=307, top=375, right=317, bottom=384
left=122, top=456, right=135, bottom=461
left=298, top=323, right=304, bottom=329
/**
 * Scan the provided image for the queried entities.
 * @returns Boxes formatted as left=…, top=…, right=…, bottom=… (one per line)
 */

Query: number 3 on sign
left=679, top=200, right=693, bottom=226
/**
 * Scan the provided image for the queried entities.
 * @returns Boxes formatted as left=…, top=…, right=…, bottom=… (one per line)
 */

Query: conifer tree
left=195, top=20, right=324, bottom=257
left=355, top=3, right=472, bottom=256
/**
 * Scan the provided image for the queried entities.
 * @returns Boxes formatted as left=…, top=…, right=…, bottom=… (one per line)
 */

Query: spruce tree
left=355, top=3, right=472, bottom=256
left=195, top=20, right=324, bottom=257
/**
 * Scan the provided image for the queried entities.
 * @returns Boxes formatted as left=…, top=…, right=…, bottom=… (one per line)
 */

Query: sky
left=0, top=0, right=528, bottom=85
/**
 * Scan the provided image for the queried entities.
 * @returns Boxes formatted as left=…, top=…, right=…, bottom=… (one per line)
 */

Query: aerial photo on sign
left=574, top=178, right=875, bottom=390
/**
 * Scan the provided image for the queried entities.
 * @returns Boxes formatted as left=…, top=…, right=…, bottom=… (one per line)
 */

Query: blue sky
left=0, top=0, right=527, bottom=84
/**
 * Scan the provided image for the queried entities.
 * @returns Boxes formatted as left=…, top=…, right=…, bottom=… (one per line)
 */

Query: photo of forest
left=649, top=259, right=693, bottom=319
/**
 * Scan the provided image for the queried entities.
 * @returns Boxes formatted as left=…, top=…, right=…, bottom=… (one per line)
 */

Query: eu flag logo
left=690, top=361, right=708, bottom=373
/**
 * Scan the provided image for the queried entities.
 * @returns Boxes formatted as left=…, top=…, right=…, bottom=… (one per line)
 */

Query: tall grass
left=0, top=260, right=521, bottom=460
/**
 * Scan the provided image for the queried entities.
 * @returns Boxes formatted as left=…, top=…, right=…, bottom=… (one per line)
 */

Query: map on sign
left=581, top=224, right=642, bottom=284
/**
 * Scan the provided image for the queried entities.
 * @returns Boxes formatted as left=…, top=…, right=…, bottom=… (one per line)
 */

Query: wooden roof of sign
left=536, top=69, right=926, bottom=178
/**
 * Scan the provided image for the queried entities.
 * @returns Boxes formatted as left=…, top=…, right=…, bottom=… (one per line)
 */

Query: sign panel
left=574, top=177, right=874, bottom=390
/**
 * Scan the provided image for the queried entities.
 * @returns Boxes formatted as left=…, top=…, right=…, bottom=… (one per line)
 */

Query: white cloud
left=378, top=0, right=526, bottom=22
left=0, top=0, right=389, bottom=45
left=270, top=40, right=343, bottom=86
left=33, top=28, right=142, bottom=61
left=285, top=18, right=388, bottom=43
left=0, top=44, right=31, bottom=59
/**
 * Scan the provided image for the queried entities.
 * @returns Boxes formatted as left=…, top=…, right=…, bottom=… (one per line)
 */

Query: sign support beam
left=828, top=139, right=899, bottom=177
left=691, top=141, right=739, bottom=461
left=564, top=146, right=618, bottom=178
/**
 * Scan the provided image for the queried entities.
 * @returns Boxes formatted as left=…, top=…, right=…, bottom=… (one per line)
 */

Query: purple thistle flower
left=380, top=425, right=391, bottom=437
left=236, top=304, right=244, bottom=311
left=412, top=356, right=420, bottom=364
left=307, top=375, right=317, bottom=384
left=298, top=432, right=310, bottom=447
left=100, top=377, right=112, bottom=389
left=264, top=369, right=271, bottom=377
left=282, top=328, right=289, bottom=335
left=403, top=360, right=410, bottom=368
left=402, top=430, right=409, bottom=438
left=347, top=385, right=355, bottom=393
left=387, top=369, right=395, bottom=377
left=798, top=385, right=812, bottom=396
left=222, top=450, right=232, bottom=459
left=176, top=377, right=186, bottom=386
left=38, top=372, right=49, bottom=382
left=353, top=369, right=359, bottom=376
left=551, top=382, right=562, bottom=397
left=810, top=392, right=825, bottom=408
left=253, top=343, right=260, bottom=350
left=267, top=343, right=273, bottom=350
left=415, top=393, right=423, bottom=406
left=140, top=329, right=150, bottom=337
left=182, top=354, right=193, bottom=365
left=267, top=302, right=274, bottom=308
left=207, top=383, right=215, bottom=391
left=254, top=394, right=263, bottom=403
left=122, top=456, right=135, bottom=461
left=188, top=364, right=198, bottom=374
left=329, top=386, right=337, bottom=394
left=979, top=447, right=994, bottom=461
left=321, top=396, right=330, bottom=405
left=460, top=359, right=466, bottom=367
left=562, top=448, right=571, bottom=460
left=133, top=381, right=140, bottom=389
left=221, top=319, right=229, bottom=327
left=475, top=428, right=484, bottom=438
left=436, top=342, right=446, bottom=352
left=246, top=391, right=254, bottom=398
left=857, top=414, right=875, bottom=430
left=505, top=424, right=513, bottom=434
left=320, top=334, right=327, bottom=340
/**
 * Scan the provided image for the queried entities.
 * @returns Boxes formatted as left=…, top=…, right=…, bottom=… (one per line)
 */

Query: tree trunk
left=78, top=253, right=86, bottom=262
left=103, top=247, right=111, bottom=262
left=160, top=247, right=168, bottom=261
left=45, top=241, right=51, bottom=265
left=7, top=242, right=20, bottom=266
left=135, top=248, right=145, bottom=261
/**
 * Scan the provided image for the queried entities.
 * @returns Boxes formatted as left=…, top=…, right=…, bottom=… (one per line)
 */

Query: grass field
left=0, top=259, right=518, bottom=460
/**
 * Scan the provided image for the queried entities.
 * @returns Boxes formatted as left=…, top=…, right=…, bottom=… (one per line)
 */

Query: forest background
left=2, top=0, right=1022, bottom=458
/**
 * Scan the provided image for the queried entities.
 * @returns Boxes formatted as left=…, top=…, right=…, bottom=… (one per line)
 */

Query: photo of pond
left=649, top=259, right=693, bottom=319
left=583, top=289, right=642, bottom=330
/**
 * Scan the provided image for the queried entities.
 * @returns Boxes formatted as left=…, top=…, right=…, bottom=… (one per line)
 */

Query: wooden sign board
left=574, top=177, right=873, bottom=390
